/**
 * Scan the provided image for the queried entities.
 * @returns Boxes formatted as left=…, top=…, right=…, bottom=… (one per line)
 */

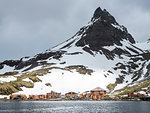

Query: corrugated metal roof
left=91, top=87, right=106, bottom=91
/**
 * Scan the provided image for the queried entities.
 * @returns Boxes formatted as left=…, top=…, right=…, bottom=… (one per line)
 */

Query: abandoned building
left=90, top=87, right=106, bottom=100
left=65, top=92, right=78, bottom=99
left=10, top=94, right=27, bottom=100
left=46, top=91, right=61, bottom=99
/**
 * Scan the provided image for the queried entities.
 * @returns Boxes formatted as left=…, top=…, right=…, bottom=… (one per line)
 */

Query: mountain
left=0, top=7, right=150, bottom=98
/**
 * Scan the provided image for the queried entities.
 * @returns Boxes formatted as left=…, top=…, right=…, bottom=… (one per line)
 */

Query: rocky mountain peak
left=91, top=7, right=103, bottom=20
left=91, top=7, right=117, bottom=24
left=76, top=7, right=135, bottom=51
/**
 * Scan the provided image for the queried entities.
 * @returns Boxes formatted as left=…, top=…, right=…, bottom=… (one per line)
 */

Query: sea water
left=0, top=101, right=150, bottom=113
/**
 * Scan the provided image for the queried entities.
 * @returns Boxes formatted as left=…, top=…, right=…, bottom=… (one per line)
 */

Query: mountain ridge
left=0, top=7, right=150, bottom=97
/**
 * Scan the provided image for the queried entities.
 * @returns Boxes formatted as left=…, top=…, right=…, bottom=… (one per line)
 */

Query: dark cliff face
left=76, top=7, right=135, bottom=51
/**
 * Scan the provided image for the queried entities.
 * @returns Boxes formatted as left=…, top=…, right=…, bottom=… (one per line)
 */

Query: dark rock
left=91, top=7, right=117, bottom=24
left=82, top=47, right=94, bottom=55
left=1, top=60, right=21, bottom=67
left=116, top=75, right=124, bottom=84
left=15, top=50, right=66, bottom=70
left=66, top=52, right=83, bottom=55
left=0, top=64, right=4, bottom=69
left=76, top=7, right=135, bottom=52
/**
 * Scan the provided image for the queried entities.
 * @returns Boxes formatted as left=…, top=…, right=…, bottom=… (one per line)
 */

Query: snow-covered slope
left=0, top=7, right=150, bottom=97
left=135, top=39, right=150, bottom=51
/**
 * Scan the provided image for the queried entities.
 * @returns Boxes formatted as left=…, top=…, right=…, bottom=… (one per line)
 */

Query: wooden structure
left=39, top=95, right=46, bottom=99
left=80, top=91, right=91, bottom=99
left=10, top=94, right=17, bottom=99
left=20, top=94, right=27, bottom=100
left=28, top=95, right=40, bottom=100
left=90, top=87, right=106, bottom=100
left=46, top=91, right=61, bottom=99
left=85, top=92, right=91, bottom=98
left=65, top=92, right=78, bottom=99
left=10, top=94, right=27, bottom=100
left=80, top=94, right=84, bottom=98
left=33, top=95, right=40, bottom=100
left=65, top=92, right=77, bottom=97
left=128, top=92, right=147, bottom=98
left=28, top=95, right=33, bottom=100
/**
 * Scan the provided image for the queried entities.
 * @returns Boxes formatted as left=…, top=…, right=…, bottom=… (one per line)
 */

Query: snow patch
left=111, top=24, right=125, bottom=32
left=0, top=76, right=17, bottom=83
left=0, top=65, right=15, bottom=74
left=22, top=78, right=33, bottom=83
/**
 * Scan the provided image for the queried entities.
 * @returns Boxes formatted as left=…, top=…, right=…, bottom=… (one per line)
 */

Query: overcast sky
left=0, top=0, right=150, bottom=61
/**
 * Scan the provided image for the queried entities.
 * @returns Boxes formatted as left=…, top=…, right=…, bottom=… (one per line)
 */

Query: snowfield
left=13, top=69, right=116, bottom=95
